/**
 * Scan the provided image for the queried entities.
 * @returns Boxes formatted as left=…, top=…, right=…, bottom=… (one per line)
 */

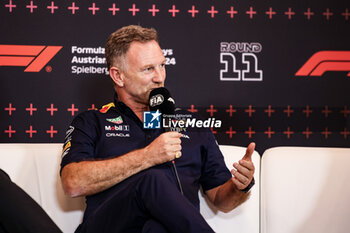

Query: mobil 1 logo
left=220, top=42, right=263, bottom=81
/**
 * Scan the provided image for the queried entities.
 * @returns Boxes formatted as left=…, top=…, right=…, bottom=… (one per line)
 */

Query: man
left=0, top=169, right=62, bottom=233
left=60, top=25, right=255, bottom=233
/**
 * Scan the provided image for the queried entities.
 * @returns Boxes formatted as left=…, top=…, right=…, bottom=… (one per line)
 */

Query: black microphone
left=148, top=87, right=183, bottom=194
left=149, top=87, right=175, bottom=114
left=149, top=87, right=176, bottom=132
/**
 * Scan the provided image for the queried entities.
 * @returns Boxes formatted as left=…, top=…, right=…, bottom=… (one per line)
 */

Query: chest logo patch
left=106, top=116, right=123, bottom=124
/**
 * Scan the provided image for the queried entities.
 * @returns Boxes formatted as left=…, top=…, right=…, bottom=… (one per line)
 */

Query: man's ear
left=109, top=67, right=124, bottom=87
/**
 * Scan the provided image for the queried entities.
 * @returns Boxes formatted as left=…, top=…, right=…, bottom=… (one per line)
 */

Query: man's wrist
left=240, top=177, right=255, bottom=193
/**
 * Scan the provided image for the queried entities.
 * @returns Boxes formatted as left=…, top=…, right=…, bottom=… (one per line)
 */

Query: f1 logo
left=296, top=51, right=350, bottom=77
left=143, top=110, right=162, bottom=129
left=0, top=45, right=62, bottom=72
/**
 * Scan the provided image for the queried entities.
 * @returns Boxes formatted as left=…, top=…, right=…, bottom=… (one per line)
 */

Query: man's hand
left=231, top=142, right=255, bottom=190
left=144, top=132, right=182, bottom=165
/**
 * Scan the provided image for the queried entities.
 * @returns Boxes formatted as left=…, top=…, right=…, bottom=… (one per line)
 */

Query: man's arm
left=205, top=143, right=255, bottom=213
left=61, top=132, right=182, bottom=197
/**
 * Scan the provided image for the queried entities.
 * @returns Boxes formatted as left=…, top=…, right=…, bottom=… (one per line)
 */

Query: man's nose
left=152, top=67, right=165, bottom=83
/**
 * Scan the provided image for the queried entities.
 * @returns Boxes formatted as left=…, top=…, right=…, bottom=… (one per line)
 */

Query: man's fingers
left=238, top=160, right=255, bottom=171
left=169, top=144, right=182, bottom=152
left=231, top=177, right=243, bottom=190
left=164, top=131, right=182, bottom=138
left=233, top=161, right=254, bottom=176
left=242, top=142, right=255, bottom=161
left=174, top=151, right=182, bottom=159
left=167, top=137, right=181, bottom=145
left=231, top=168, right=248, bottom=181
left=231, top=173, right=249, bottom=190
left=160, top=132, right=182, bottom=145
left=231, top=177, right=248, bottom=190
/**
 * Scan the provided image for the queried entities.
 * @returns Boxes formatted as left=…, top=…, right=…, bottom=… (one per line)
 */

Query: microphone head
left=149, top=87, right=175, bottom=114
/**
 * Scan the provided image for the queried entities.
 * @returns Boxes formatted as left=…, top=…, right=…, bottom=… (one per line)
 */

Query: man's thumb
left=242, top=142, right=255, bottom=161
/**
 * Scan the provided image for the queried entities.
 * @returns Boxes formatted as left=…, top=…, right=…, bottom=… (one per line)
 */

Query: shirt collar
left=113, top=92, right=129, bottom=112
left=113, top=92, right=142, bottom=125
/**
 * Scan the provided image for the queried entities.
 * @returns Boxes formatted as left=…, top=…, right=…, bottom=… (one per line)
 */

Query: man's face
left=120, top=40, right=166, bottom=105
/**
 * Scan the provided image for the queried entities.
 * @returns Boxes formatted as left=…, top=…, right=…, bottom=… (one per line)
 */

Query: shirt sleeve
left=199, top=130, right=232, bottom=192
left=60, top=111, right=99, bottom=173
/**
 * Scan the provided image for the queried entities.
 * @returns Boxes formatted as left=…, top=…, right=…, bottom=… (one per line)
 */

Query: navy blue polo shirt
left=60, top=94, right=231, bottom=219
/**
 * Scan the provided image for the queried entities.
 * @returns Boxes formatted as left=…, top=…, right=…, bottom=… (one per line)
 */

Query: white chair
left=0, top=144, right=85, bottom=233
left=199, top=145, right=260, bottom=233
left=261, top=146, right=350, bottom=233
left=0, top=144, right=260, bottom=233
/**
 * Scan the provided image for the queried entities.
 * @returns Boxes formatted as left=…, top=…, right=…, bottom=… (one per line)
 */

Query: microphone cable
left=171, top=160, right=184, bottom=195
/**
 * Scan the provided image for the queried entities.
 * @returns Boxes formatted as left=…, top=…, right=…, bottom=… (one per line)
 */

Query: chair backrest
left=261, top=146, right=350, bottom=233
left=0, top=143, right=85, bottom=233
left=0, top=143, right=260, bottom=233
left=199, top=145, right=260, bottom=233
